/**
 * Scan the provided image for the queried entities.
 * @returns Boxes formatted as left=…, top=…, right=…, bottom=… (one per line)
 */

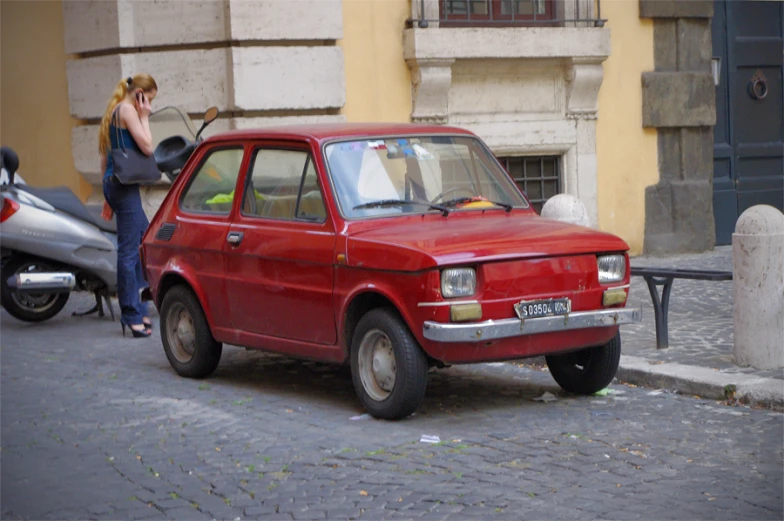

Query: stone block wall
left=62, top=0, right=347, bottom=207
left=640, top=0, right=717, bottom=254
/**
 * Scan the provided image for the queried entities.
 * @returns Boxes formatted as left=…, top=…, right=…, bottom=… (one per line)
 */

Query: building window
left=441, top=0, right=554, bottom=26
left=498, top=155, right=561, bottom=213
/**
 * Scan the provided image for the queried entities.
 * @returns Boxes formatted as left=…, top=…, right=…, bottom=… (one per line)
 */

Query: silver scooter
left=0, top=106, right=219, bottom=322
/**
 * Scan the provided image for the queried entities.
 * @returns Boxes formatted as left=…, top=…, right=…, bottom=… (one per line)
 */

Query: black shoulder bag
left=111, top=105, right=161, bottom=185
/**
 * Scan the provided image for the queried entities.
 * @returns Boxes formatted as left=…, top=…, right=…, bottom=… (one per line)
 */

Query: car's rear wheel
left=350, top=308, right=428, bottom=420
left=160, top=285, right=222, bottom=379
left=545, top=331, right=621, bottom=394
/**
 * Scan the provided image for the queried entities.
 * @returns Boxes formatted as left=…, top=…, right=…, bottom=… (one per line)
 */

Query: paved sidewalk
left=616, top=245, right=783, bottom=409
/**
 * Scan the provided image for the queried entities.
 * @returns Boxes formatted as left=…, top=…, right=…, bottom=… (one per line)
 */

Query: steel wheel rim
left=10, top=262, right=60, bottom=313
left=166, top=302, right=196, bottom=363
left=358, top=329, right=397, bottom=402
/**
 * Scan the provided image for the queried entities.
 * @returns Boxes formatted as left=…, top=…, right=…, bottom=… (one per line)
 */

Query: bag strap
left=111, top=104, right=127, bottom=154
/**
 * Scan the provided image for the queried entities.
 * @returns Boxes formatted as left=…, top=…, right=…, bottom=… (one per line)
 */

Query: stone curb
left=617, top=355, right=784, bottom=411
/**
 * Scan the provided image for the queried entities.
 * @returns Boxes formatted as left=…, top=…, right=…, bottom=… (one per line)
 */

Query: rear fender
left=156, top=257, right=216, bottom=327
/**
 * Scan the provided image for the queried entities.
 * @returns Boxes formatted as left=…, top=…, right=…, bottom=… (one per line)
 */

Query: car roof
left=202, top=122, right=477, bottom=144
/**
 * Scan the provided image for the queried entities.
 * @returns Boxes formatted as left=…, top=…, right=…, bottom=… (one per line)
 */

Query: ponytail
left=98, top=79, right=129, bottom=155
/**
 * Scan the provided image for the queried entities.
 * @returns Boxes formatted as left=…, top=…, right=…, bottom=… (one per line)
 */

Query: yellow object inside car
left=205, top=189, right=326, bottom=219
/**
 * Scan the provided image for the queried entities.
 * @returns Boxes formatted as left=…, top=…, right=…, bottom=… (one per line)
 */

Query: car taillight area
left=0, top=196, right=20, bottom=223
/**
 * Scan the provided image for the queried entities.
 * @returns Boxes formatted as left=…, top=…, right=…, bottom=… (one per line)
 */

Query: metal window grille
left=498, top=155, right=561, bottom=213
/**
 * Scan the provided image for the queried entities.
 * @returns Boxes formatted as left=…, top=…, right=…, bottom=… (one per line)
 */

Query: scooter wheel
left=0, top=256, right=70, bottom=322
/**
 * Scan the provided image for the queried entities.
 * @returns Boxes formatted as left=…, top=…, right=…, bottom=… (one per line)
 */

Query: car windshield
left=324, top=135, right=528, bottom=219
left=148, top=106, right=198, bottom=150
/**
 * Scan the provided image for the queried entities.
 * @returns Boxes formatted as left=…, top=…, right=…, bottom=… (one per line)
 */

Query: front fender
left=336, top=269, right=438, bottom=355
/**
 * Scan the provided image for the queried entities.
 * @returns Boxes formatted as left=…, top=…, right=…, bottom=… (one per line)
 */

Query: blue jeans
left=103, top=177, right=150, bottom=325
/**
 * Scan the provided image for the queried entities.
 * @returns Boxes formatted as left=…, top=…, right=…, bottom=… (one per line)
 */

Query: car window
left=242, top=148, right=326, bottom=222
left=180, top=147, right=244, bottom=214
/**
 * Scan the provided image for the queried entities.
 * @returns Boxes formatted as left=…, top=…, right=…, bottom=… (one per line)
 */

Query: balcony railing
left=407, top=0, right=605, bottom=28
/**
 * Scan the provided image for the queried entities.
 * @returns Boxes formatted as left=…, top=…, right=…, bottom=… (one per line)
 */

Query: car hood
left=345, top=212, right=629, bottom=271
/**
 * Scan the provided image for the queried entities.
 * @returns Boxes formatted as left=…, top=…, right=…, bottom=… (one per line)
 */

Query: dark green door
left=712, top=0, right=784, bottom=245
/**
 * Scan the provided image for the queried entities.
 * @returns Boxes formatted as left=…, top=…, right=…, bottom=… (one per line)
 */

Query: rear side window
left=180, top=147, right=244, bottom=214
left=242, top=148, right=326, bottom=222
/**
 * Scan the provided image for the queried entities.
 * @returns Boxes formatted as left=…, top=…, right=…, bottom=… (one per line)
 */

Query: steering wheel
left=430, top=187, right=476, bottom=204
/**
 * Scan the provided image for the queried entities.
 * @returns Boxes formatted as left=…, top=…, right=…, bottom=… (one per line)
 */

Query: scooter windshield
left=149, top=107, right=198, bottom=150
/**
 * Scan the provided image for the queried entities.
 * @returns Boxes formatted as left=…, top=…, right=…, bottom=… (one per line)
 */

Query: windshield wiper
left=441, top=197, right=513, bottom=213
left=353, top=199, right=449, bottom=216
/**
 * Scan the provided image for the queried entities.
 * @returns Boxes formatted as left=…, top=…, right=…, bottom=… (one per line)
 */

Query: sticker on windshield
left=368, top=140, right=387, bottom=150
left=412, top=144, right=434, bottom=160
left=402, top=147, right=415, bottom=157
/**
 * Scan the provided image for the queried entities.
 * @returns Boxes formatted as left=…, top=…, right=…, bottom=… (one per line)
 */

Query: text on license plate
left=514, top=298, right=571, bottom=319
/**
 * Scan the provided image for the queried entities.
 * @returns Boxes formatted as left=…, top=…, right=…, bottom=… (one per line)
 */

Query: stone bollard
left=540, top=194, right=591, bottom=227
left=732, top=204, right=784, bottom=369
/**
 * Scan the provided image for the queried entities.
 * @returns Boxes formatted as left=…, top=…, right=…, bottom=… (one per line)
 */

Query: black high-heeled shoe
left=143, top=320, right=153, bottom=332
left=122, top=322, right=152, bottom=338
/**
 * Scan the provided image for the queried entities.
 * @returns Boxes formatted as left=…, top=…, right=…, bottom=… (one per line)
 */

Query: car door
left=174, top=144, right=246, bottom=329
left=224, top=141, right=337, bottom=344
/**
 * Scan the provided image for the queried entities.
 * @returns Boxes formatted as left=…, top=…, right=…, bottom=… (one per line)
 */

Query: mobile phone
left=136, top=91, right=145, bottom=104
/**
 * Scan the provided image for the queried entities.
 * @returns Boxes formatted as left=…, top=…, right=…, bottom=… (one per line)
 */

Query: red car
left=142, top=120, right=642, bottom=420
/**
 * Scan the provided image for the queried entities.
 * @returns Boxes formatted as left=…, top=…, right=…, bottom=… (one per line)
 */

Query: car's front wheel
left=350, top=308, right=428, bottom=420
left=160, top=285, right=222, bottom=379
left=545, top=331, right=621, bottom=394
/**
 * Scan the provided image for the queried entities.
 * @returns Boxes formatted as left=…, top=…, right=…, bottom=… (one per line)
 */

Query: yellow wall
left=0, top=0, right=91, bottom=200
left=596, top=0, right=658, bottom=256
left=339, top=0, right=413, bottom=123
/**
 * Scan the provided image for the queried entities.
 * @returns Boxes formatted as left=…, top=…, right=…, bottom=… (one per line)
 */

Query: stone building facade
left=64, top=0, right=348, bottom=215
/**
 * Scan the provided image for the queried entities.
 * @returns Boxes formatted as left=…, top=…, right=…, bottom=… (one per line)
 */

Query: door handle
left=227, top=231, right=244, bottom=246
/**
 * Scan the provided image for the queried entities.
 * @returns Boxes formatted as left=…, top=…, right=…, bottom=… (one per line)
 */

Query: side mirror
left=1, top=146, right=20, bottom=185
left=195, top=107, right=220, bottom=141
left=204, top=106, right=219, bottom=124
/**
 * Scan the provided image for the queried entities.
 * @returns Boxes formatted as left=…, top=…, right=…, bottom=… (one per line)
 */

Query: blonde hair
left=98, top=73, right=158, bottom=155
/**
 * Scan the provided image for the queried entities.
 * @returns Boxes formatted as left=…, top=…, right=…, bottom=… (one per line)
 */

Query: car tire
left=160, top=285, right=222, bottom=379
left=0, top=256, right=70, bottom=323
left=545, top=331, right=621, bottom=394
left=350, top=307, right=428, bottom=420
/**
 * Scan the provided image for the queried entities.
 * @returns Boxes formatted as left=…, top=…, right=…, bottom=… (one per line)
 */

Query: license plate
left=514, top=298, right=571, bottom=320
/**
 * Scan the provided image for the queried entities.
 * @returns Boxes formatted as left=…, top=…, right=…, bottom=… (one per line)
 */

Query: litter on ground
left=532, top=391, right=559, bottom=403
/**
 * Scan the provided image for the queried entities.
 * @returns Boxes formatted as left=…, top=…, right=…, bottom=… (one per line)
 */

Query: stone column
left=566, top=58, right=604, bottom=227
left=639, top=0, right=716, bottom=254
left=732, top=205, right=784, bottom=370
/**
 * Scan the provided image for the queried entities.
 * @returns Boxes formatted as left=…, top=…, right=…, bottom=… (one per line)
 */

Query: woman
left=99, top=73, right=158, bottom=338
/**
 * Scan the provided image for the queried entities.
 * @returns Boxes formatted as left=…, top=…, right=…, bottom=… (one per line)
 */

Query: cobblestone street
left=2, top=293, right=783, bottom=520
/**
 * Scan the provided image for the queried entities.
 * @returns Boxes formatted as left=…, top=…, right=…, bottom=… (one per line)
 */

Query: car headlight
left=597, top=255, right=625, bottom=283
left=441, top=268, right=476, bottom=298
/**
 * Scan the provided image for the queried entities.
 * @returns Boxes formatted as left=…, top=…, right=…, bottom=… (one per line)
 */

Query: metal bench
left=630, top=267, right=733, bottom=349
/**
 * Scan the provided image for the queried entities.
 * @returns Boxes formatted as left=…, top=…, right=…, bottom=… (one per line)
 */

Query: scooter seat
left=18, top=185, right=117, bottom=234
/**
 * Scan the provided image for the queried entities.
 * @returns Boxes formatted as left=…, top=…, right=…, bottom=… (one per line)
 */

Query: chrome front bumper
left=422, top=307, right=643, bottom=343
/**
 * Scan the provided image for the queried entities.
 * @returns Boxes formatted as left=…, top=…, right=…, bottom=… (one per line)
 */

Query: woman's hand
left=135, top=91, right=152, bottom=119
left=101, top=200, right=114, bottom=221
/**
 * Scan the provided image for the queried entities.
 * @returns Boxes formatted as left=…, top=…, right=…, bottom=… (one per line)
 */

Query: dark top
left=104, top=106, right=142, bottom=182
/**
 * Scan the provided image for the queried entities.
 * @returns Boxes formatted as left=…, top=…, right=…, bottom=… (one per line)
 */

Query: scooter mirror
left=195, top=107, right=220, bottom=141
left=204, top=107, right=219, bottom=124
left=1, top=146, right=19, bottom=185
